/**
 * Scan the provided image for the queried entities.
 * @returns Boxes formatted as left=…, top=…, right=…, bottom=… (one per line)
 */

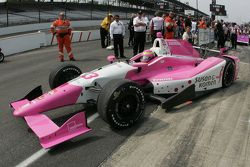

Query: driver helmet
left=140, top=50, right=155, bottom=63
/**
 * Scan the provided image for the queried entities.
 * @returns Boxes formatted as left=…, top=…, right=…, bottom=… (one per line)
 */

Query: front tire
left=97, top=80, right=145, bottom=129
left=222, top=59, right=235, bottom=88
left=49, top=64, right=82, bottom=89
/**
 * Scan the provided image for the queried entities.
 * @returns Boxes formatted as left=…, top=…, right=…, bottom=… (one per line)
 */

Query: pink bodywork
left=126, top=39, right=230, bottom=84
left=10, top=83, right=91, bottom=148
left=12, top=83, right=82, bottom=117
left=126, top=56, right=225, bottom=83
left=25, top=112, right=91, bottom=148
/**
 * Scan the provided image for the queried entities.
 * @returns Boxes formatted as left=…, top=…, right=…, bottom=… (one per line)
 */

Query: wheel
left=0, top=52, right=4, bottom=63
left=222, top=59, right=235, bottom=88
left=49, top=64, right=82, bottom=89
left=97, top=79, right=145, bottom=129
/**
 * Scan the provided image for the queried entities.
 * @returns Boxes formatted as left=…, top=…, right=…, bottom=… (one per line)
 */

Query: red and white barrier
left=48, top=30, right=99, bottom=45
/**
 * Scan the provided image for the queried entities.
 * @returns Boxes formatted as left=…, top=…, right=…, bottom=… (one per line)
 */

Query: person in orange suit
left=164, top=12, right=176, bottom=39
left=198, top=17, right=207, bottom=29
left=51, top=12, right=75, bottom=62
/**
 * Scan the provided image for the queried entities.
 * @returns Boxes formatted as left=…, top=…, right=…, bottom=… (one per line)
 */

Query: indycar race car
left=0, top=48, right=4, bottom=63
left=10, top=36, right=240, bottom=148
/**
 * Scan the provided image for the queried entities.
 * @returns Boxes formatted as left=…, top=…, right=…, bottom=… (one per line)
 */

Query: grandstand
left=0, top=1, right=207, bottom=27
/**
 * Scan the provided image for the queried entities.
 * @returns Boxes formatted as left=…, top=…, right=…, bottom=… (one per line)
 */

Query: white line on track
left=15, top=113, right=99, bottom=167
left=239, top=62, right=249, bottom=65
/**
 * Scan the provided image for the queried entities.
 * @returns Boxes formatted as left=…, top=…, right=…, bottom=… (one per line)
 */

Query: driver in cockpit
left=140, top=50, right=155, bottom=63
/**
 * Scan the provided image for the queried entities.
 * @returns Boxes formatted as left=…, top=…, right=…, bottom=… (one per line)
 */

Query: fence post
left=38, top=1, right=41, bottom=23
left=90, top=0, right=93, bottom=20
left=6, top=1, right=9, bottom=27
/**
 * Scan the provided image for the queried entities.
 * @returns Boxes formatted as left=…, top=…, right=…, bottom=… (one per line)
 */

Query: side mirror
left=219, top=48, right=227, bottom=56
left=107, top=55, right=116, bottom=64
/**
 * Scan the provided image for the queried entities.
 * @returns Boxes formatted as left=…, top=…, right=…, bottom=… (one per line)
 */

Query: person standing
left=133, top=11, right=147, bottom=55
left=149, top=11, right=164, bottom=43
left=223, top=23, right=229, bottom=46
left=110, top=15, right=126, bottom=59
left=164, top=12, right=176, bottom=39
left=198, top=17, right=207, bottom=29
left=215, top=20, right=225, bottom=48
left=184, top=14, right=192, bottom=29
left=230, top=23, right=238, bottom=50
left=128, top=13, right=136, bottom=46
left=50, top=12, right=75, bottom=62
left=182, top=26, right=192, bottom=44
left=100, top=13, right=113, bottom=48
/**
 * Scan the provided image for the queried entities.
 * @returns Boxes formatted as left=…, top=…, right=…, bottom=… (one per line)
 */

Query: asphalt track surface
left=0, top=39, right=157, bottom=167
left=0, top=40, right=249, bottom=167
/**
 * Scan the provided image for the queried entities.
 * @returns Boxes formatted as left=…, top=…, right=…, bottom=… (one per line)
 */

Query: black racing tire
left=97, top=79, right=145, bottom=129
left=0, top=52, right=4, bottom=63
left=222, top=59, right=235, bottom=88
left=49, top=64, right=82, bottom=89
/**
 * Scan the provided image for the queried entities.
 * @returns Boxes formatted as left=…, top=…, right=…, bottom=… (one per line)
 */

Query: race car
left=10, top=36, right=240, bottom=148
left=0, top=48, right=4, bottom=63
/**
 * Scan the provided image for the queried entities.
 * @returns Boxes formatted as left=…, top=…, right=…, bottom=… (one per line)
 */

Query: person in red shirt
left=164, top=12, right=176, bottom=39
left=198, top=17, right=207, bottom=29
left=51, top=12, right=75, bottom=62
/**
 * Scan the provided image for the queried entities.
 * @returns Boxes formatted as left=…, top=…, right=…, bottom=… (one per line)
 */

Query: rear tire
left=49, top=64, right=82, bottom=89
left=0, top=52, right=4, bottom=63
left=222, top=59, right=235, bottom=88
left=97, top=80, right=145, bottom=129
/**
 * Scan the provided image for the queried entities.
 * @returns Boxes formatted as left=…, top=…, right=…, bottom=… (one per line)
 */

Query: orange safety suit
left=164, top=16, right=175, bottom=39
left=51, top=18, right=74, bottom=61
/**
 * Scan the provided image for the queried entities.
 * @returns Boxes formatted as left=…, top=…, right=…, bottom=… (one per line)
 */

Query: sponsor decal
left=216, top=66, right=224, bottom=83
left=195, top=75, right=216, bottom=88
left=67, top=121, right=83, bottom=132
left=21, top=103, right=30, bottom=109
left=153, top=78, right=173, bottom=82
left=81, top=72, right=99, bottom=80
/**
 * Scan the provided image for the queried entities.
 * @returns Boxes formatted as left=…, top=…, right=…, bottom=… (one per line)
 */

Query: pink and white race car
left=10, top=37, right=240, bottom=148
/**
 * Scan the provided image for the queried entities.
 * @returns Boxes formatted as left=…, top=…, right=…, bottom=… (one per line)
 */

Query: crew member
left=51, top=12, right=75, bottom=62
left=182, top=26, right=192, bottom=44
left=128, top=13, right=136, bottom=46
left=110, top=15, right=126, bottom=59
left=133, top=11, right=147, bottom=55
left=184, top=14, right=192, bottom=29
left=230, top=23, right=238, bottom=50
left=100, top=13, right=113, bottom=48
left=198, top=17, right=207, bottom=29
left=149, top=11, right=164, bottom=43
left=164, top=12, right=175, bottom=39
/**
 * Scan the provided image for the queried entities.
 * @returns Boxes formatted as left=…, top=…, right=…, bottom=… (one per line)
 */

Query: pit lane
left=0, top=39, right=158, bottom=167
left=0, top=40, right=249, bottom=167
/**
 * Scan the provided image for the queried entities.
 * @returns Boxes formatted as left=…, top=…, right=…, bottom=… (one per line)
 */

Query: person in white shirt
left=182, top=26, right=192, bottom=44
left=149, top=11, right=164, bottom=43
left=133, top=11, right=147, bottom=55
left=110, top=15, right=126, bottom=58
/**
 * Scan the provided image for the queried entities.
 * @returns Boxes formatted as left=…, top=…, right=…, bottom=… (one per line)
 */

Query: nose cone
left=12, top=83, right=83, bottom=117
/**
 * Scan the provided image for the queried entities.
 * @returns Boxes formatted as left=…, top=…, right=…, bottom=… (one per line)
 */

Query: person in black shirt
left=215, top=20, right=225, bottom=48
left=184, top=14, right=192, bottom=29
left=128, top=13, right=136, bottom=46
